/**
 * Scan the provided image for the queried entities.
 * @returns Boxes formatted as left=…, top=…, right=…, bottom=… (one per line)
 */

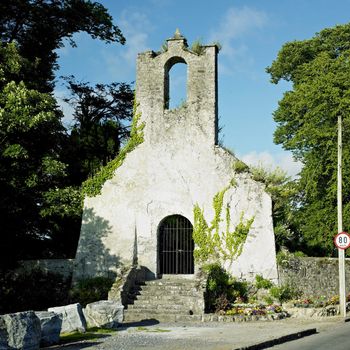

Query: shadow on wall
left=73, top=208, right=120, bottom=281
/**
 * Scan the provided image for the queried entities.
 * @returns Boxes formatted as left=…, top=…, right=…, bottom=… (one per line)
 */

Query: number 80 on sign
left=334, top=232, right=350, bottom=250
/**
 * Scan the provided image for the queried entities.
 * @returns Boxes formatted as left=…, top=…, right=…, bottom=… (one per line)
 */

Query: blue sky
left=55, top=0, right=350, bottom=177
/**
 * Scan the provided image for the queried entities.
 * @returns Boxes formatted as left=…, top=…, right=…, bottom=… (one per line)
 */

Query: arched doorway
left=158, top=215, right=194, bottom=274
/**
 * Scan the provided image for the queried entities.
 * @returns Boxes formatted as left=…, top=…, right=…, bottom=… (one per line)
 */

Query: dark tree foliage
left=0, top=0, right=125, bottom=92
left=0, top=268, right=71, bottom=314
left=267, top=23, right=350, bottom=256
left=0, top=1, right=128, bottom=268
left=62, top=77, right=134, bottom=184
left=0, top=43, right=61, bottom=263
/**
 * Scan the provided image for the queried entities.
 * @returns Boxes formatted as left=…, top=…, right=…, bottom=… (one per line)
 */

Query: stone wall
left=278, top=256, right=350, bottom=298
left=18, top=259, right=74, bottom=279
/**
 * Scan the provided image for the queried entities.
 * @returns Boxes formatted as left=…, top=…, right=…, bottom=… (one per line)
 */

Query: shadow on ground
left=42, top=341, right=101, bottom=349
left=119, top=318, right=160, bottom=330
left=41, top=319, right=160, bottom=349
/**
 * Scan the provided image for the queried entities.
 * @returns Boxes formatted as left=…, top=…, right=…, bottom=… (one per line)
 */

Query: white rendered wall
left=73, top=34, right=278, bottom=282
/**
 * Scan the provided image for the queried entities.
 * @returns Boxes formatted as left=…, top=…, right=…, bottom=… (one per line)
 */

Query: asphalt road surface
left=271, top=321, right=350, bottom=350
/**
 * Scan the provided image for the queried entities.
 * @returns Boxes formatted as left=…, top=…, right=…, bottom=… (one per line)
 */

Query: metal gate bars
left=158, top=215, right=194, bottom=274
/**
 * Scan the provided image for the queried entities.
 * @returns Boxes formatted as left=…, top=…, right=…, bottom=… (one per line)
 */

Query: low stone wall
left=278, top=256, right=350, bottom=297
left=17, top=259, right=74, bottom=279
left=16, top=256, right=350, bottom=299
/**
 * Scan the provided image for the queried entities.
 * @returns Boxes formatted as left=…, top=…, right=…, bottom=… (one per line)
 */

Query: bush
left=255, top=275, right=273, bottom=290
left=214, top=294, right=230, bottom=313
left=0, top=268, right=70, bottom=314
left=202, top=263, right=248, bottom=312
left=70, top=276, right=114, bottom=307
left=269, top=284, right=301, bottom=303
left=263, top=296, right=274, bottom=305
left=276, top=250, right=306, bottom=268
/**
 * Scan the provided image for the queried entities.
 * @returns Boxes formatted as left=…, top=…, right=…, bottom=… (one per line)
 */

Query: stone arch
left=157, top=214, right=194, bottom=275
left=164, top=56, right=188, bottom=109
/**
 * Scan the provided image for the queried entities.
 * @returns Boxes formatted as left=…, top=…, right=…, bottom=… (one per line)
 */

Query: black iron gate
left=158, top=215, right=194, bottom=274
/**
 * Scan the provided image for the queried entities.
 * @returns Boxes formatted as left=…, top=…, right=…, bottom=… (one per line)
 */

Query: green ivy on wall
left=82, top=99, right=145, bottom=198
left=193, top=181, right=254, bottom=267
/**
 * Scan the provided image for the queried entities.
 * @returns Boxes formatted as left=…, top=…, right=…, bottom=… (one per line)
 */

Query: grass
left=135, top=326, right=171, bottom=333
left=60, top=327, right=116, bottom=343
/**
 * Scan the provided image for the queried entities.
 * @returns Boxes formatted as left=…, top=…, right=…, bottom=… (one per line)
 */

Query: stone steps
left=128, top=303, right=201, bottom=311
left=123, top=277, right=204, bottom=322
left=127, top=305, right=196, bottom=312
left=144, top=280, right=198, bottom=287
left=134, top=290, right=201, bottom=297
left=123, top=311, right=203, bottom=323
left=138, top=285, right=199, bottom=291
left=131, top=296, right=200, bottom=304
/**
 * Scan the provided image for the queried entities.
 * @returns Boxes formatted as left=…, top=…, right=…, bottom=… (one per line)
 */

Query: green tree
left=0, top=1, right=127, bottom=266
left=250, top=166, right=301, bottom=252
left=0, top=42, right=69, bottom=266
left=0, top=0, right=125, bottom=92
left=267, top=23, right=350, bottom=255
left=62, top=77, right=134, bottom=184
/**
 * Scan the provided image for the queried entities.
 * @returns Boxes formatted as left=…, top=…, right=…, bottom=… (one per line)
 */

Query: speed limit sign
left=334, top=232, right=350, bottom=250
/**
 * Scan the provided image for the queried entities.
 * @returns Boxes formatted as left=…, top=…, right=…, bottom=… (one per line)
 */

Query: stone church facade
left=73, top=32, right=278, bottom=282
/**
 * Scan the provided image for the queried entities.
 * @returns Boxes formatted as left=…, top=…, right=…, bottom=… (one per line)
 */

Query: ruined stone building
left=73, top=31, right=277, bottom=283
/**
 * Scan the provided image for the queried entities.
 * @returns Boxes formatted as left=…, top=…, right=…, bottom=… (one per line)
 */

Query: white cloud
left=101, top=10, right=153, bottom=79
left=118, top=11, right=153, bottom=63
left=239, top=151, right=302, bottom=178
left=210, top=6, right=267, bottom=55
left=209, top=6, right=267, bottom=75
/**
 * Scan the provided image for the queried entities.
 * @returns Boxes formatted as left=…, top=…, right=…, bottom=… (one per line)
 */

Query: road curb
left=234, top=328, right=317, bottom=350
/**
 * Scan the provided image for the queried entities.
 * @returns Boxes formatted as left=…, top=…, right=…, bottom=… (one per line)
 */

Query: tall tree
left=0, top=0, right=125, bottom=92
left=249, top=166, right=302, bottom=252
left=0, top=42, right=70, bottom=266
left=267, top=23, right=350, bottom=256
left=62, top=77, right=134, bottom=184
left=0, top=1, right=127, bottom=266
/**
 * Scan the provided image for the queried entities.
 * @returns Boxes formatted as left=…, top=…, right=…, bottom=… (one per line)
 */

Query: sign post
left=337, top=115, right=346, bottom=317
left=334, top=232, right=348, bottom=317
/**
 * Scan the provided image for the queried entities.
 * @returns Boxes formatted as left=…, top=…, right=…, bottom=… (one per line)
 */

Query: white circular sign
left=334, top=232, right=350, bottom=250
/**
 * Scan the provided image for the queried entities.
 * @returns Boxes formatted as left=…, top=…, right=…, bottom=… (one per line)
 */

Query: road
left=270, top=321, right=350, bottom=350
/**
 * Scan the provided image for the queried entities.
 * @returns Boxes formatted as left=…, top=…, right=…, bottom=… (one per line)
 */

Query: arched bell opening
left=164, top=56, right=188, bottom=110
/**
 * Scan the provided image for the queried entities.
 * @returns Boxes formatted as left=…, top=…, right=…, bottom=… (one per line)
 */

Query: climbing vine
left=193, top=182, right=254, bottom=267
left=82, top=99, right=145, bottom=198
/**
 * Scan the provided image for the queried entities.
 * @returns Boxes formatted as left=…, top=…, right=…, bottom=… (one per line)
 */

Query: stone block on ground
left=35, top=311, right=62, bottom=346
left=84, top=300, right=124, bottom=329
left=0, top=317, right=8, bottom=350
left=0, top=311, right=41, bottom=350
left=48, top=303, right=86, bottom=334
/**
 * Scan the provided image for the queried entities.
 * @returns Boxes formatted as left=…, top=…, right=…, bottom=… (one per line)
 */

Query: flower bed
left=225, top=303, right=283, bottom=316
left=202, top=304, right=289, bottom=322
left=281, top=295, right=350, bottom=318
left=290, top=294, right=346, bottom=308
